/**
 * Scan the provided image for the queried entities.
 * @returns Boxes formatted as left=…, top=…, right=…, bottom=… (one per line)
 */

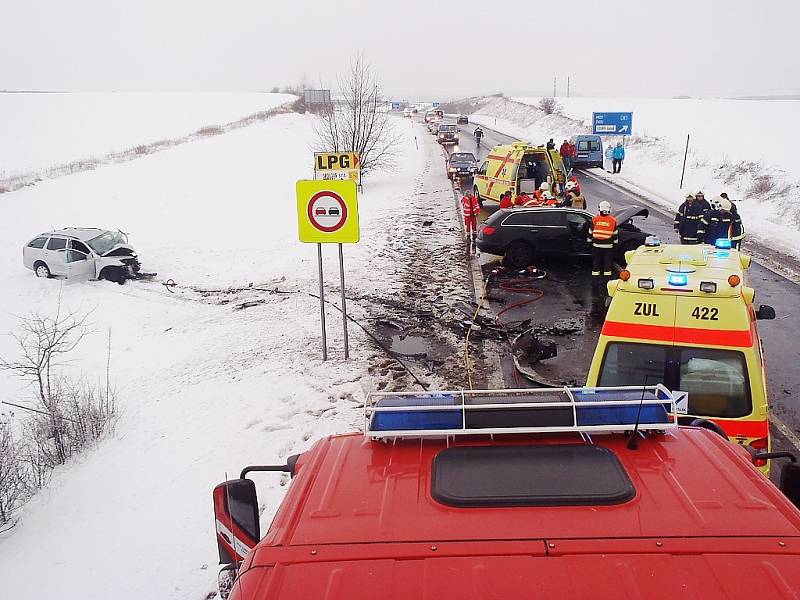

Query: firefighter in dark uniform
left=587, top=201, right=619, bottom=289
left=673, top=193, right=707, bottom=244
left=698, top=196, right=745, bottom=249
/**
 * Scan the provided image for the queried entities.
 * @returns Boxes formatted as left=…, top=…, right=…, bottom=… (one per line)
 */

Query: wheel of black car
left=34, top=261, right=51, bottom=278
left=689, top=418, right=728, bottom=440
left=504, top=241, right=535, bottom=269
left=100, top=266, right=127, bottom=285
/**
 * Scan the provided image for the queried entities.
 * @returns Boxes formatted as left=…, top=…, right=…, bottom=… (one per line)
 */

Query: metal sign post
left=338, top=243, right=349, bottom=359
left=297, top=179, right=360, bottom=361
left=317, top=243, right=328, bottom=360
left=680, top=134, right=690, bottom=189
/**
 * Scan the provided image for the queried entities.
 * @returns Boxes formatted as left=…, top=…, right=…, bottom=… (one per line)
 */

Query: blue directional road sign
left=592, top=112, right=633, bottom=135
left=432, top=101, right=440, bottom=108
left=391, top=102, right=401, bottom=110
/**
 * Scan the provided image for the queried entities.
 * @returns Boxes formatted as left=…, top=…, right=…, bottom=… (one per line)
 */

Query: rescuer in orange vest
left=587, top=200, right=619, bottom=287
left=461, top=190, right=481, bottom=241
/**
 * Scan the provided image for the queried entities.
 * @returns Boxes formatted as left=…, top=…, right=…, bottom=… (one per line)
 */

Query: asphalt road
left=425, top=116, right=800, bottom=464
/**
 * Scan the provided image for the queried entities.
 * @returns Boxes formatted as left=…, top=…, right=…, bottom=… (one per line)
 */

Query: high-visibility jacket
left=587, top=214, right=619, bottom=248
left=499, top=196, right=513, bottom=209
left=567, top=192, right=586, bottom=209
left=673, top=199, right=707, bottom=241
left=513, top=193, right=532, bottom=207
left=698, top=210, right=745, bottom=247
left=461, top=194, right=480, bottom=217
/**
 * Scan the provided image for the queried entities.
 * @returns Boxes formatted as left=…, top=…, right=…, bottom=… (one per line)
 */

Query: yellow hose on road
left=464, top=273, right=491, bottom=390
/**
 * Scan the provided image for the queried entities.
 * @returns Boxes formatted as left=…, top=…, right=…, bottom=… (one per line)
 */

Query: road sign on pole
left=297, top=180, right=360, bottom=360
left=592, top=112, right=634, bottom=135
left=314, top=152, right=361, bottom=185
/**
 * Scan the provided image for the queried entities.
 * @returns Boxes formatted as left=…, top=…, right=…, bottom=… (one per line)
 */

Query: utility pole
left=567, top=76, right=571, bottom=98
left=553, top=76, right=557, bottom=97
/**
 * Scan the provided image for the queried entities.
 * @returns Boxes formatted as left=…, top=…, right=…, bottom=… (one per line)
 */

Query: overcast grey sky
left=1, top=0, right=799, bottom=98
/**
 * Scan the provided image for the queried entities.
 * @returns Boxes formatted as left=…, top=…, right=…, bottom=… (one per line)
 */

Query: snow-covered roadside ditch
left=465, top=96, right=800, bottom=263
left=0, top=111, right=463, bottom=600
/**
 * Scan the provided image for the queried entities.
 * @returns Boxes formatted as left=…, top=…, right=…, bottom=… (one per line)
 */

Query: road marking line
left=770, top=412, right=800, bottom=452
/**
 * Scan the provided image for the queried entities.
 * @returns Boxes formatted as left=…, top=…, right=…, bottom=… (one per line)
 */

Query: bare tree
left=538, top=97, right=563, bottom=115
left=314, top=54, right=401, bottom=174
left=0, top=304, right=92, bottom=465
left=0, top=418, right=28, bottom=529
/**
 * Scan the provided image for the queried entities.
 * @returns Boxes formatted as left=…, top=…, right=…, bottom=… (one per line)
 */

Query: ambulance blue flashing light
left=667, top=273, right=689, bottom=286
left=715, top=238, right=732, bottom=249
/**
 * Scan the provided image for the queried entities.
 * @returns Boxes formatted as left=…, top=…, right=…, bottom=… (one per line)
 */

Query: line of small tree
left=0, top=301, right=117, bottom=531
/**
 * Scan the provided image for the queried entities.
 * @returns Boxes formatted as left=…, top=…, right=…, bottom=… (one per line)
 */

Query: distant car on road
left=428, top=119, right=442, bottom=134
left=424, top=109, right=444, bottom=123
left=457, top=114, right=469, bottom=124
left=446, top=152, right=478, bottom=180
left=437, top=123, right=459, bottom=145
left=403, top=107, right=413, bottom=118
left=476, top=206, right=651, bottom=269
left=570, top=135, right=604, bottom=168
left=23, top=228, right=142, bottom=284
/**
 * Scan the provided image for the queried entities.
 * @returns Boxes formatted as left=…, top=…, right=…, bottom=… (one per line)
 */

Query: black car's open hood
left=613, top=205, right=649, bottom=223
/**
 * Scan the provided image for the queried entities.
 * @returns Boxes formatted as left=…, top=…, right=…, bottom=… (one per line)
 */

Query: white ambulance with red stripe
left=586, top=238, right=776, bottom=475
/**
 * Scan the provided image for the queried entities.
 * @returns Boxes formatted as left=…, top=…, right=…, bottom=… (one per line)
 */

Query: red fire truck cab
left=213, top=386, right=800, bottom=599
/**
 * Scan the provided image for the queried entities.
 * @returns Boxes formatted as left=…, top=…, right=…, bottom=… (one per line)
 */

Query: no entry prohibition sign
left=307, top=190, right=348, bottom=232
left=297, top=179, right=359, bottom=244
left=296, top=179, right=360, bottom=361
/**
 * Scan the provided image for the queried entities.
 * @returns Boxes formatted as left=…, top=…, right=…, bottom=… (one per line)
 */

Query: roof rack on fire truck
left=364, top=384, right=679, bottom=441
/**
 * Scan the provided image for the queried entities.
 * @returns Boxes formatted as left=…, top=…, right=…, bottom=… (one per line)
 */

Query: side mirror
left=213, top=478, right=260, bottom=565
left=218, top=563, right=239, bottom=600
left=756, top=304, right=776, bottom=320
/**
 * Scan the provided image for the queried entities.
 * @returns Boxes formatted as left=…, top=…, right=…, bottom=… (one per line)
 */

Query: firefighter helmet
left=566, top=181, right=577, bottom=192
left=539, top=182, right=550, bottom=191
left=710, top=195, right=724, bottom=210
left=598, top=201, right=611, bottom=214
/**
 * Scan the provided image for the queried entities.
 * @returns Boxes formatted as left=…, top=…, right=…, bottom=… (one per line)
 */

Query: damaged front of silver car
left=86, top=230, right=151, bottom=284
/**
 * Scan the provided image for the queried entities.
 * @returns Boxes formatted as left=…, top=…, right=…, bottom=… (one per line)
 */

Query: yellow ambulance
left=473, top=141, right=567, bottom=204
left=585, top=239, right=776, bottom=474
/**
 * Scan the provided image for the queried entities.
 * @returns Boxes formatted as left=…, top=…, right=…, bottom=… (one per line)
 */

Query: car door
left=45, top=236, right=68, bottom=275
left=65, top=240, right=97, bottom=280
left=474, top=161, right=489, bottom=198
left=566, top=211, right=592, bottom=255
left=531, top=210, right=569, bottom=255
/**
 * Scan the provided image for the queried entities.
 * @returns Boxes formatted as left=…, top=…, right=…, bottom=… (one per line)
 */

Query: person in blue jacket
left=612, top=142, right=625, bottom=173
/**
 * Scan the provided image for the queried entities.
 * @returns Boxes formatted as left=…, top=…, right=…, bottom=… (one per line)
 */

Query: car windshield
left=451, top=153, right=476, bottom=162
left=86, top=231, right=125, bottom=255
left=439, top=125, right=456, bottom=132
left=598, top=342, right=752, bottom=418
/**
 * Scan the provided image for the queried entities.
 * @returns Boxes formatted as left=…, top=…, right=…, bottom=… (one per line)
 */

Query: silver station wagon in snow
left=23, top=228, right=143, bottom=284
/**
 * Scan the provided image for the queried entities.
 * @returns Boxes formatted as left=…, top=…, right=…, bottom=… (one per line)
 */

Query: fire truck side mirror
left=755, top=304, right=776, bottom=320
left=213, top=479, right=261, bottom=565
left=780, top=462, right=800, bottom=511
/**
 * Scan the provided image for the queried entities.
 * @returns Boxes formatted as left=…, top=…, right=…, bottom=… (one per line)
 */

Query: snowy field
left=0, top=101, right=445, bottom=599
left=470, top=96, right=800, bottom=259
left=0, top=92, right=294, bottom=176
left=514, top=96, right=800, bottom=174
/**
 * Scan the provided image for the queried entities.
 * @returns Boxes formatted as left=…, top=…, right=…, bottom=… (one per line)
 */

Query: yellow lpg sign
left=314, top=152, right=361, bottom=184
left=296, top=179, right=360, bottom=244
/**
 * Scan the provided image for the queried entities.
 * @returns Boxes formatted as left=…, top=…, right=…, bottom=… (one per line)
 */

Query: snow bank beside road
left=0, top=92, right=294, bottom=177
left=469, top=96, right=800, bottom=259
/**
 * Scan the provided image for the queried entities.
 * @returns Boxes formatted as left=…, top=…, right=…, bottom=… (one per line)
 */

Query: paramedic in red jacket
left=461, top=191, right=481, bottom=241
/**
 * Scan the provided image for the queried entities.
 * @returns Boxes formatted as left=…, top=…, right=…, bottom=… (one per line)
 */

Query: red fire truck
left=213, top=386, right=800, bottom=599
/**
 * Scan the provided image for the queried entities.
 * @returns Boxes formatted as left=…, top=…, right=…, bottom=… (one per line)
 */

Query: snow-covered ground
left=0, top=92, right=294, bottom=177
left=469, top=96, right=800, bottom=259
left=0, top=101, right=453, bottom=599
